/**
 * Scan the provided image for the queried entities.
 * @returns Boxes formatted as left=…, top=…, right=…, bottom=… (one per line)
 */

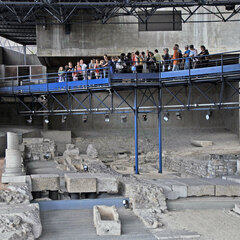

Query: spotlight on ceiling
left=205, top=110, right=212, bottom=120
left=176, top=112, right=182, bottom=120
left=61, top=115, right=67, bottom=123
left=82, top=115, right=88, bottom=123
left=26, top=116, right=33, bottom=124
left=104, top=114, right=110, bottom=123
left=163, top=112, right=169, bottom=122
left=142, top=114, right=147, bottom=121
left=121, top=115, right=127, bottom=123
left=44, top=116, right=49, bottom=124
left=122, top=199, right=129, bottom=209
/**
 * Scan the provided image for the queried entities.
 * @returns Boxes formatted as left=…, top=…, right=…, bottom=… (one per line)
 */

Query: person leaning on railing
left=148, top=52, right=157, bottom=73
left=58, top=66, right=65, bottom=82
left=172, top=46, right=180, bottom=71
left=162, top=48, right=170, bottom=72
left=189, top=45, right=198, bottom=69
left=198, top=45, right=210, bottom=68
left=183, top=45, right=191, bottom=70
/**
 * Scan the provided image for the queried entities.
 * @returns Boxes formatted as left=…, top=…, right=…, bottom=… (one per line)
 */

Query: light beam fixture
left=104, top=114, right=110, bottom=123
left=176, top=112, right=182, bottom=120
left=61, top=115, right=67, bottom=123
left=142, top=114, right=147, bottom=121
left=121, top=115, right=127, bottom=123
left=82, top=115, right=88, bottom=123
left=44, top=116, right=49, bottom=124
left=205, top=110, right=212, bottom=120
left=27, top=116, right=33, bottom=124
left=163, top=112, right=169, bottom=122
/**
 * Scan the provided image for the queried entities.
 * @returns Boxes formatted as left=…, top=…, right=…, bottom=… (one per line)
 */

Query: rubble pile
left=0, top=183, right=31, bottom=205
left=23, top=138, right=56, bottom=161
left=121, top=176, right=167, bottom=228
left=0, top=184, right=41, bottom=240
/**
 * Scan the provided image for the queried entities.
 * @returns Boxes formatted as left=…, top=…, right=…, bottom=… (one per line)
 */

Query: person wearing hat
left=184, top=45, right=191, bottom=70
left=162, top=48, right=170, bottom=72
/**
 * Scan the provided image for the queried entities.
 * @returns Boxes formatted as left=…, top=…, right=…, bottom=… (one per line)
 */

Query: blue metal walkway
left=0, top=64, right=240, bottom=95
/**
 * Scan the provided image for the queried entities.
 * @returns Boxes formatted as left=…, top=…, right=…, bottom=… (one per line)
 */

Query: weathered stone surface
left=0, top=183, right=32, bottom=205
left=237, top=160, right=240, bottom=174
left=203, top=178, right=240, bottom=196
left=222, top=175, right=240, bottom=184
left=93, top=205, right=121, bottom=236
left=7, top=132, right=20, bottom=150
left=144, top=179, right=187, bottom=200
left=86, top=144, right=98, bottom=158
left=31, top=174, right=60, bottom=191
left=63, top=144, right=80, bottom=159
left=64, top=173, right=97, bottom=193
left=2, top=175, right=31, bottom=187
left=23, top=138, right=44, bottom=144
left=23, top=138, right=56, bottom=161
left=191, top=140, right=213, bottom=147
left=0, top=203, right=42, bottom=239
left=175, top=178, right=215, bottom=197
left=121, top=177, right=167, bottom=228
left=94, top=173, right=118, bottom=193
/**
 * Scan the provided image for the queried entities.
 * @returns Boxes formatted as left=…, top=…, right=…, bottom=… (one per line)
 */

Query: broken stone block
left=63, top=145, right=80, bottom=158
left=93, top=205, right=121, bottom=236
left=86, top=144, right=98, bottom=158
left=191, top=140, right=213, bottom=147
left=31, top=174, right=60, bottom=191
left=0, top=203, right=42, bottom=239
left=0, top=183, right=32, bottom=205
left=233, top=204, right=240, bottom=215
left=64, top=173, right=97, bottom=193
left=175, top=178, right=215, bottom=197
left=94, top=173, right=118, bottom=194
left=23, top=138, right=44, bottom=144
left=203, top=178, right=240, bottom=196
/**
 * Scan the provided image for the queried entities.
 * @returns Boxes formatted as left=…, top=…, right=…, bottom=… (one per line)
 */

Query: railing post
left=158, top=86, right=163, bottom=173
left=134, top=87, right=139, bottom=174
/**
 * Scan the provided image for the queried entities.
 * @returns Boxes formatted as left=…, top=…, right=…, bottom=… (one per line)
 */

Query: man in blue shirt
left=184, top=45, right=190, bottom=70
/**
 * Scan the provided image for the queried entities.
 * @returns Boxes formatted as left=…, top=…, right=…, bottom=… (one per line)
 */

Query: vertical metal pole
left=23, top=45, right=27, bottom=65
left=134, top=87, right=139, bottom=174
left=158, top=87, right=163, bottom=173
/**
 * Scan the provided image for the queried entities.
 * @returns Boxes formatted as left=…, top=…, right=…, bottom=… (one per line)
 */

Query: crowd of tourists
left=58, top=44, right=210, bottom=82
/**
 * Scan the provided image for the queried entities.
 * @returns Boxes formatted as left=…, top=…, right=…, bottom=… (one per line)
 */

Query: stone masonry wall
left=22, top=138, right=56, bottom=161
left=164, top=153, right=239, bottom=178
left=207, top=154, right=238, bottom=178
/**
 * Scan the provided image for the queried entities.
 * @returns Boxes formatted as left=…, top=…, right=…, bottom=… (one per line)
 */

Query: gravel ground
left=74, top=127, right=239, bottom=156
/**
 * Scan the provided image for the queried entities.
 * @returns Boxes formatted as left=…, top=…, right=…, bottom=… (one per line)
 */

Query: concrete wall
left=223, top=82, right=239, bottom=135
left=0, top=47, right=3, bottom=64
left=37, top=8, right=240, bottom=57
left=41, top=130, right=71, bottom=152
left=46, top=85, right=234, bottom=136
left=0, top=47, right=41, bottom=66
left=0, top=103, right=43, bottom=126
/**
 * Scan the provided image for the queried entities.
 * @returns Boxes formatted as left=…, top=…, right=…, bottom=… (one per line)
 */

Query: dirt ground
left=74, top=127, right=240, bottom=156
left=161, top=209, right=240, bottom=240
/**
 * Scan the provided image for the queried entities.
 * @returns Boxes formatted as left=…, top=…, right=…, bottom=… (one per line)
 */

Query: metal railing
left=0, top=50, right=239, bottom=94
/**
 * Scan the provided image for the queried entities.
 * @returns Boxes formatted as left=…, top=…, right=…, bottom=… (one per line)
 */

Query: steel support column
left=23, top=45, right=26, bottom=65
left=134, top=87, right=139, bottom=174
left=158, top=87, right=163, bottom=173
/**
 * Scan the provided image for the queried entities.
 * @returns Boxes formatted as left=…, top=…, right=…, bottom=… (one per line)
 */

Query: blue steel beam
left=134, top=87, right=139, bottom=174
